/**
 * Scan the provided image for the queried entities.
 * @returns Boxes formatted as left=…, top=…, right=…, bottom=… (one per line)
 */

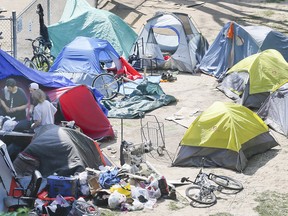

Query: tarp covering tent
left=0, top=49, right=74, bottom=88
left=172, top=102, right=278, bottom=171
left=198, top=21, right=288, bottom=79
left=13, top=125, right=107, bottom=177
left=217, top=49, right=288, bottom=109
left=258, top=82, right=288, bottom=136
left=47, top=0, right=137, bottom=59
left=0, top=140, right=17, bottom=212
left=49, top=36, right=142, bottom=86
left=131, top=11, right=208, bottom=73
left=47, top=85, right=114, bottom=139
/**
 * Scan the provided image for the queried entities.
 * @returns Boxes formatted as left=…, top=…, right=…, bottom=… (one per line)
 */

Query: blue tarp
left=0, top=49, right=74, bottom=87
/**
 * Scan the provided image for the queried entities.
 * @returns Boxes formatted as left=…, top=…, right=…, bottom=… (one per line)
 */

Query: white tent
left=131, top=11, right=209, bottom=73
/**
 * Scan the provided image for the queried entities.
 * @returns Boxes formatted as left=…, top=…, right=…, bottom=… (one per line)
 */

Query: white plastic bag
left=2, top=117, right=17, bottom=132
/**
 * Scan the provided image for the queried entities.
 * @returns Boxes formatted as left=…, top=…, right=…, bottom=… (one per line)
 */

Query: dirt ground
left=2, top=0, right=288, bottom=215
left=99, top=1, right=288, bottom=216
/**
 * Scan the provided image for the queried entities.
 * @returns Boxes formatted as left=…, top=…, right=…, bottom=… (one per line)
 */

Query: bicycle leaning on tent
left=181, top=158, right=243, bottom=207
left=91, top=65, right=139, bottom=100
left=24, top=36, right=54, bottom=72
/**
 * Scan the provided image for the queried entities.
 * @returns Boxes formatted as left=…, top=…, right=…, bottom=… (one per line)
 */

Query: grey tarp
left=103, top=81, right=176, bottom=118
left=13, top=124, right=105, bottom=177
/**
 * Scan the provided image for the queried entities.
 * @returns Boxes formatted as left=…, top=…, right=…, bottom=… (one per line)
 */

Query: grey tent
left=130, top=11, right=209, bottom=73
left=13, top=125, right=107, bottom=177
left=258, top=82, right=288, bottom=136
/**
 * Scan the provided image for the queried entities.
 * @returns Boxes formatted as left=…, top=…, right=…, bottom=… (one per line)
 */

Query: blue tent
left=49, top=36, right=122, bottom=86
left=198, top=21, right=288, bottom=79
left=49, top=36, right=121, bottom=75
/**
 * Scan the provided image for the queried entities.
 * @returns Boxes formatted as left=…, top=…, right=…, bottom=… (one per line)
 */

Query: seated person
left=31, top=89, right=57, bottom=130
left=28, top=82, right=50, bottom=117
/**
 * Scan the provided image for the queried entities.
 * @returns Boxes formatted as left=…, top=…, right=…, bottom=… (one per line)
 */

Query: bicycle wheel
left=185, top=186, right=217, bottom=205
left=210, top=174, right=243, bottom=191
left=92, top=73, right=119, bottom=100
left=31, top=54, right=50, bottom=72
left=23, top=57, right=37, bottom=70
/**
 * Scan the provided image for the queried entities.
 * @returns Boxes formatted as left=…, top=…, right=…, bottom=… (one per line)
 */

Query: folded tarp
left=103, top=81, right=176, bottom=118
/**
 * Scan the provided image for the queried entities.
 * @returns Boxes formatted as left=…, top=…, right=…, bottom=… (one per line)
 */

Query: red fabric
left=164, top=55, right=170, bottom=60
left=9, top=178, right=22, bottom=197
left=119, top=57, right=142, bottom=80
left=46, top=86, right=74, bottom=102
left=58, top=85, right=114, bottom=139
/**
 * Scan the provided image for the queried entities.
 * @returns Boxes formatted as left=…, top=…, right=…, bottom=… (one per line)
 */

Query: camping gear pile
left=4, top=156, right=175, bottom=215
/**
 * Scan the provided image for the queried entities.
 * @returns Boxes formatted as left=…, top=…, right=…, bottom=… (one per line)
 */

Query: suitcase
left=47, top=175, right=79, bottom=198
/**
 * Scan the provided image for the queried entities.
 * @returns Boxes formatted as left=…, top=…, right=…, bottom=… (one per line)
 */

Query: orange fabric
left=94, top=140, right=106, bottom=166
left=227, top=22, right=234, bottom=39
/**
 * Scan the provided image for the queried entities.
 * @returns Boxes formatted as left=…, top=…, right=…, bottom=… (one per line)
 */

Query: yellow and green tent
left=218, top=49, right=288, bottom=108
left=172, top=101, right=278, bottom=171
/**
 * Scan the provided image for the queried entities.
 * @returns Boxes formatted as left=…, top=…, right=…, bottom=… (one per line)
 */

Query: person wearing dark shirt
left=0, top=78, right=28, bottom=121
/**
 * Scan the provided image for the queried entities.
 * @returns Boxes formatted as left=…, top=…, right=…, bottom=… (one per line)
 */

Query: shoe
left=161, top=73, right=168, bottom=80
left=167, top=74, right=177, bottom=82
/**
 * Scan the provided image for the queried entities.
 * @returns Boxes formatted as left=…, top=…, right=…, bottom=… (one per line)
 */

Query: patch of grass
left=168, top=194, right=189, bottom=211
left=100, top=209, right=120, bottom=216
left=265, top=0, right=285, bottom=2
left=261, top=10, right=275, bottom=17
left=168, top=200, right=184, bottom=211
left=209, top=213, right=234, bottom=216
left=254, top=191, right=288, bottom=216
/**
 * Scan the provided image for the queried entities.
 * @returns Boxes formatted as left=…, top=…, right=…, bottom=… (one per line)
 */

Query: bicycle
left=92, top=69, right=139, bottom=100
left=24, top=37, right=54, bottom=72
left=181, top=160, right=243, bottom=206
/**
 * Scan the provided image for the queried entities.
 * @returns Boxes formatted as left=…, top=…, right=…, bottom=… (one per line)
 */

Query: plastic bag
left=2, top=117, right=17, bottom=132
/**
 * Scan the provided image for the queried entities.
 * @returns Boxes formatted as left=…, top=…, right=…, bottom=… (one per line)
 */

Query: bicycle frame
left=25, top=37, right=52, bottom=72
left=92, top=71, right=140, bottom=100
left=194, top=168, right=220, bottom=193
left=183, top=164, right=243, bottom=206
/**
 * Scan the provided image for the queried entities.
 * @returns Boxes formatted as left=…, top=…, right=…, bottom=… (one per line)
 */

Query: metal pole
left=12, top=11, right=17, bottom=58
left=47, top=0, right=51, bottom=25
left=95, top=0, right=99, bottom=8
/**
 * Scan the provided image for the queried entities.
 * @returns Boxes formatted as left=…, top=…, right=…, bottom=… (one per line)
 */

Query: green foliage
left=254, top=191, right=288, bottom=216
left=0, top=207, right=30, bottom=216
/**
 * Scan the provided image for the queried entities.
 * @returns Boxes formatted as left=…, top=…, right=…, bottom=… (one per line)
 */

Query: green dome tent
left=172, top=101, right=278, bottom=171
left=47, top=0, right=137, bottom=59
